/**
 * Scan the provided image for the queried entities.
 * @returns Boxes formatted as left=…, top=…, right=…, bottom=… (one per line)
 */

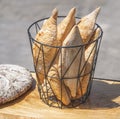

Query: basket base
left=38, top=84, right=91, bottom=108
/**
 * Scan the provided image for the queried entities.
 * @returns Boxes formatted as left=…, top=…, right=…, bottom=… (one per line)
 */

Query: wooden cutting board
left=0, top=73, right=120, bottom=119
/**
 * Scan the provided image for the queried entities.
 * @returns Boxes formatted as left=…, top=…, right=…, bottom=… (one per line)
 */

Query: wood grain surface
left=0, top=73, right=120, bottom=119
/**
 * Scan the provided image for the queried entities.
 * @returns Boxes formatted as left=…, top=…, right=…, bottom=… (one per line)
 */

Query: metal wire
left=27, top=16, right=103, bottom=108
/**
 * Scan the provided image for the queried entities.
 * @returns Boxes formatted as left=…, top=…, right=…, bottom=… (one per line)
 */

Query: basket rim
left=27, top=16, right=103, bottom=48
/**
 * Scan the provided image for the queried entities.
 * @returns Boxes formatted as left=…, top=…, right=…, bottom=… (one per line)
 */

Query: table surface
left=0, top=73, right=120, bottom=119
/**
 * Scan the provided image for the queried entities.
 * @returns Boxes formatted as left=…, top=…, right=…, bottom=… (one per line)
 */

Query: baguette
left=77, top=7, right=101, bottom=43
left=48, top=64, right=71, bottom=105
left=57, top=7, right=76, bottom=46
left=75, top=27, right=101, bottom=99
left=33, top=8, right=58, bottom=84
left=82, top=27, right=101, bottom=95
left=59, top=25, right=85, bottom=98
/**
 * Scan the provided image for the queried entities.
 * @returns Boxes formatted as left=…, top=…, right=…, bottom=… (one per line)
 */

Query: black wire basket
left=27, top=16, right=103, bottom=108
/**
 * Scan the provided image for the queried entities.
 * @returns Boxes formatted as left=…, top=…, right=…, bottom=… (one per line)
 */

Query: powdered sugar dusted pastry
left=33, top=8, right=58, bottom=84
left=57, top=7, right=76, bottom=46
left=0, top=64, right=33, bottom=105
left=58, top=25, right=85, bottom=98
left=77, top=7, right=101, bottom=43
left=48, top=64, right=71, bottom=105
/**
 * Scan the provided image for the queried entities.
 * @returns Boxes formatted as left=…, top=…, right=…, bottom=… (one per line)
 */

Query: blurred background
left=0, top=0, right=120, bottom=80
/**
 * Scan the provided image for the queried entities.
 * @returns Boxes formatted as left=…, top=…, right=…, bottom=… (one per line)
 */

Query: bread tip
left=68, top=7, right=76, bottom=17
left=70, top=25, right=80, bottom=36
left=71, top=7, right=76, bottom=13
left=73, top=24, right=78, bottom=29
left=95, top=6, right=101, bottom=13
left=84, top=6, right=101, bottom=19
left=51, top=8, right=58, bottom=20
left=91, top=7, right=101, bottom=16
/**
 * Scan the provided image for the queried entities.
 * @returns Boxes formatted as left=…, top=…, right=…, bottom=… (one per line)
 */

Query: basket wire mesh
left=27, top=16, right=103, bottom=108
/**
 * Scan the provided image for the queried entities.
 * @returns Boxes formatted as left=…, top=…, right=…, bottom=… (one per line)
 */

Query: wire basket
left=27, top=16, right=103, bottom=108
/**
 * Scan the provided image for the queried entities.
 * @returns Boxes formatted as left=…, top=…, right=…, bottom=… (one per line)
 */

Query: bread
left=85, top=27, right=101, bottom=61
left=77, top=7, right=101, bottom=43
left=31, top=7, right=101, bottom=104
left=48, top=64, right=71, bottom=105
left=33, top=8, right=58, bottom=84
left=74, top=27, right=101, bottom=99
left=58, top=25, right=85, bottom=98
left=0, top=64, right=33, bottom=105
left=71, top=62, right=91, bottom=99
left=57, top=7, right=76, bottom=46
left=82, top=27, right=101, bottom=95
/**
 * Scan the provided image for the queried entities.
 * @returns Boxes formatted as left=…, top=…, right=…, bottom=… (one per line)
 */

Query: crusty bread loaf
left=33, top=8, right=58, bottom=84
left=82, top=27, right=101, bottom=95
left=58, top=25, right=85, bottom=98
left=85, top=27, right=101, bottom=61
left=74, top=27, right=101, bottom=99
left=48, top=64, right=71, bottom=105
left=57, top=7, right=76, bottom=46
left=0, top=64, right=33, bottom=105
left=77, top=7, right=101, bottom=43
